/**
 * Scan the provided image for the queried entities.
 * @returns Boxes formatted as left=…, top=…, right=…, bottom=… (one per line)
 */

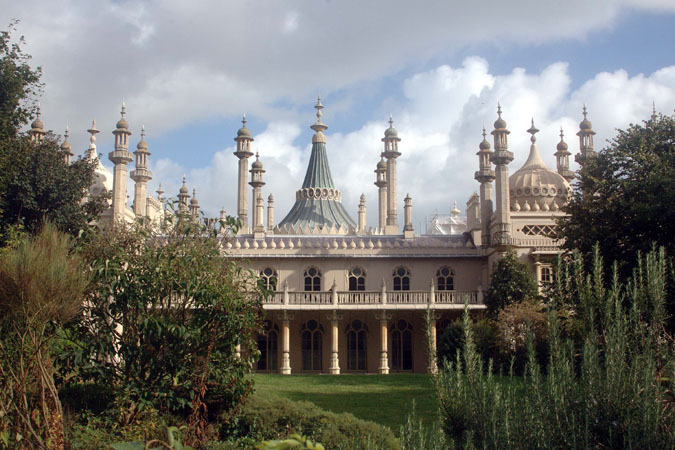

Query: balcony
left=262, top=289, right=484, bottom=310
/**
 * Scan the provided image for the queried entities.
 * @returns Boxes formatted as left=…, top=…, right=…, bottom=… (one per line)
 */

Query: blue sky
left=3, top=1, right=675, bottom=230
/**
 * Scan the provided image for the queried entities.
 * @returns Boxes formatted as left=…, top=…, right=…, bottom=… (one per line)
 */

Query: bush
left=484, top=251, right=539, bottom=317
left=437, top=319, right=496, bottom=367
left=493, top=300, right=548, bottom=374
left=221, top=396, right=399, bottom=450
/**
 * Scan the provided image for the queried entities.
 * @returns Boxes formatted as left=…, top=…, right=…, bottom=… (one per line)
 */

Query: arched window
left=390, top=319, right=413, bottom=371
left=257, top=320, right=279, bottom=371
left=436, top=266, right=455, bottom=290
left=304, top=267, right=322, bottom=292
left=346, top=320, right=368, bottom=371
left=260, top=267, right=278, bottom=291
left=348, top=267, right=366, bottom=291
left=301, top=320, right=324, bottom=371
left=393, top=267, right=411, bottom=291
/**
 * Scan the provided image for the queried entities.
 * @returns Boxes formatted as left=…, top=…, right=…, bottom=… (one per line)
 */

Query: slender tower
left=374, top=157, right=387, bottom=233
left=267, top=194, right=275, bottom=231
left=131, top=126, right=153, bottom=217
left=249, top=153, right=266, bottom=237
left=575, top=105, right=596, bottom=167
left=555, top=128, right=574, bottom=183
left=489, top=105, right=513, bottom=247
left=29, top=104, right=46, bottom=143
left=357, top=194, right=366, bottom=234
left=178, top=176, right=189, bottom=213
left=234, top=115, right=254, bottom=233
left=403, top=194, right=414, bottom=239
left=189, top=188, right=200, bottom=217
left=60, top=127, right=73, bottom=164
left=474, top=127, right=495, bottom=247
left=382, top=115, right=401, bottom=234
left=109, top=103, right=133, bottom=224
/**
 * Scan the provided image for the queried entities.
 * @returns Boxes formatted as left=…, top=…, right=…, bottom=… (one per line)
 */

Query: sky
left=3, top=0, right=675, bottom=232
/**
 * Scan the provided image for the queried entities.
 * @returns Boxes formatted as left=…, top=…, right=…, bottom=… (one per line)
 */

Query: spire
left=651, top=101, right=657, bottom=121
left=310, top=96, right=328, bottom=143
left=86, top=119, right=100, bottom=160
left=521, top=118, right=546, bottom=169
left=576, top=105, right=596, bottom=166
left=156, top=183, right=164, bottom=200
left=30, top=103, right=46, bottom=143
left=451, top=201, right=461, bottom=217
left=555, top=126, right=574, bottom=183
left=527, top=118, right=539, bottom=142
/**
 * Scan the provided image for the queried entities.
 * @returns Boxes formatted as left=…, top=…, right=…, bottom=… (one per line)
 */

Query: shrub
left=437, top=318, right=496, bottom=367
left=221, top=396, right=399, bottom=450
left=484, top=251, right=539, bottom=317
left=493, top=300, right=548, bottom=374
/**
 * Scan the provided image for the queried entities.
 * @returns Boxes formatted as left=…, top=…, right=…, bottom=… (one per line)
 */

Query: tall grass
left=431, top=248, right=674, bottom=449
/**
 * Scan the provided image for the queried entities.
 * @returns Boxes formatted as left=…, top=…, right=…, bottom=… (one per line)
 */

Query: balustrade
left=262, top=290, right=481, bottom=306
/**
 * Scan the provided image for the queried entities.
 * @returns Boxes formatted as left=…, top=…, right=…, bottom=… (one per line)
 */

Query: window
left=391, top=319, right=413, bottom=371
left=304, top=267, right=322, bottom=292
left=301, top=320, right=324, bottom=371
left=257, top=320, right=279, bottom=371
left=393, top=267, right=410, bottom=291
left=260, top=267, right=278, bottom=291
left=436, top=266, right=455, bottom=291
left=540, top=266, right=554, bottom=284
left=348, top=267, right=366, bottom=291
left=346, top=320, right=368, bottom=371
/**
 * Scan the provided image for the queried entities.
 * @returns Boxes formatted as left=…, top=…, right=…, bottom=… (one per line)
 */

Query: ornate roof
left=277, top=99, right=356, bottom=233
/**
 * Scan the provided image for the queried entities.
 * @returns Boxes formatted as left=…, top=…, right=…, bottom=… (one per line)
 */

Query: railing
left=263, top=290, right=482, bottom=306
left=435, top=291, right=478, bottom=304
left=338, top=291, right=381, bottom=304
left=288, top=292, right=333, bottom=305
left=388, top=291, right=429, bottom=304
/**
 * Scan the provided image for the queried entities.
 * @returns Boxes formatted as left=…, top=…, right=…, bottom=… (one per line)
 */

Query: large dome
left=509, top=141, right=570, bottom=212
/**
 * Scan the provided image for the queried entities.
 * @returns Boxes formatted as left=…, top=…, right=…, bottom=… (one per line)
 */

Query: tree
left=484, top=251, right=539, bottom=317
left=0, top=23, right=106, bottom=243
left=0, top=223, right=89, bottom=450
left=559, top=112, right=675, bottom=277
left=0, top=21, right=42, bottom=141
left=62, top=214, right=263, bottom=445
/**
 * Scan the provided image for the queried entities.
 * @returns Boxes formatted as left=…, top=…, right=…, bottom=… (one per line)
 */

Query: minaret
left=382, top=115, right=401, bottom=234
left=249, top=152, right=265, bottom=237
left=219, top=207, right=227, bottom=233
left=86, top=120, right=99, bottom=160
left=178, top=176, right=189, bottom=213
left=60, top=127, right=73, bottom=164
left=156, top=183, right=164, bottom=201
left=109, top=103, right=133, bottom=224
left=403, top=194, right=414, bottom=239
left=130, top=126, right=153, bottom=217
left=29, top=104, right=46, bottom=143
left=575, top=105, right=596, bottom=167
left=490, top=104, right=513, bottom=247
left=234, top=115, right=254, bottom=233
left=267, top=194, right=274, bottom=231
left=189, top=188, right=200, bottom=216
left=474, top=127, right=495, bottom=247
left=555, top=127, right=574, bottom=183
left=357, top=194, right=366, bottom=234
left=374, top=157, right=387, bottom=233
left=254, top=193, right=264, bottom=237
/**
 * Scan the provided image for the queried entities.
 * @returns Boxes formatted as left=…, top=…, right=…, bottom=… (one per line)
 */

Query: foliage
left=256, top=434, right=325, bottom=450
left=0, top=21, right=42, bottom=141
left=434, top=247, right=675, bottom=449
left=221, top=396, right=399, bottom=450
left=0, top=223, right=90, bottom=449
left=436, top=318, right=496, bottom=367
left=493, top=300, right=548, bottom=374
left=484, top=251, right=539, bottom=316
left=59, top=214, right=263, bottom=445
left=110, top=426, right=195, bottom=450
left=399, top=401, right=445, bottom=450
left=559, top=112, right=675, bottom=278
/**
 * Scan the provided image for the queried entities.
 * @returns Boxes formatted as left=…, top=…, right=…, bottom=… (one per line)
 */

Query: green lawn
left=250, top=373, right=438, bottom=432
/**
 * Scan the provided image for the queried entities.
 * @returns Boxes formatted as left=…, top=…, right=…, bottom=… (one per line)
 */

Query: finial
left=242, top=113, right=247, bottom=127
left=582, top=104, right=587, bottom=119
left=36, top=103, right=41, bottom=117
left=141, top=125, right=146, bottom=139
left=651, top=101, right=657, bottom=121
left=193, top=187, right=197, bottom=196
left=87, top=119, right=99, bottom=147
left=255, top=151, right=260, bottom=160
left=451, top=201, right=460, bottom=216
left=315, top=96, right=324, bottom=122
left=497, top=102, right=502, bottom=117
left=559, top=126, right=564, bottom=140
left=527, top=118, right=539, bottom=143
left=388, top=113, right=394, bottom=128
left=482, top=126, right=487, bottom=140
left=64, top=126, right=69, bottom=140
left=121, top=101, right=126, bottom=117
left=182, top=175, right=186, bottom=186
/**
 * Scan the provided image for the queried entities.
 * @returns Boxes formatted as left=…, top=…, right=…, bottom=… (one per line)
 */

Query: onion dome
left=116, top=102, right=129, bottom=129
left=479, top=127, right=491, bottom=150
left=31, top=104, right=44, bottom=130
left=509, top=119, right=570, bottom=212
left=493, top=103, right=507, bottom=129
left=179, top=176, right=189, bottom=194
left=579, top=105, right=592, bottom=130
left=377, top=157, right=387, bottom=170
left=190, top=188, right=199, bottom=205
left=384, top=114, right=398, bottom=138
left=268, top=193, right=274, bottom=201
left=60, top=126, right=71, bottom=152
left=136, top=125, right=148, bottom=150
left=556, top=128, right=568, bottom=152
left=237, top=114, right=251, bottom=137
left=252, top=154, right=263, bottom=169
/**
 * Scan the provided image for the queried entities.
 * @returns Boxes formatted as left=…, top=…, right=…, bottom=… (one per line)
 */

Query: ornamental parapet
left=295, top=187, right=343, bottom=202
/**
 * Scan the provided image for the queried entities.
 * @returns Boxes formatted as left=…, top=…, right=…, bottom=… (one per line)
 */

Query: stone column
left=428, top=313, right=440, bottom=374
left=280, top=311, right=293, bottom=375
left=327, top=310, right=341, bottom=375
left=375, top=312, right=391, bottom=374
left=357, top=194, right=366, bottom=234
left=267, top=194, right=275, bottom=231
left=403, top=194, right=413, bottom=239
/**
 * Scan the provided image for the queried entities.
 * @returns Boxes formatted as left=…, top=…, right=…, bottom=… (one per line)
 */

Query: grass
left=250, top=373, right=437, bottom=432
